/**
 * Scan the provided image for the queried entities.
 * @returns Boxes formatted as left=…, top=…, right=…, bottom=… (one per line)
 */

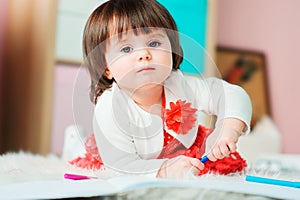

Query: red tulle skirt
left=157, top=125, right=247, bottom=175
left=70, top=125, right=247, bottom=175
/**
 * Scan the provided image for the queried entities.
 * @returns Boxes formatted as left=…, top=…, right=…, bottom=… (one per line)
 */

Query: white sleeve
left=186, top=76, right=252, bottom=134
left=93, top=90, right=167, bottom=177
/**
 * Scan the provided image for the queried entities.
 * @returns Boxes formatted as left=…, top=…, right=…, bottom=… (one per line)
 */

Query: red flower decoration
left=164, top=100, right=197, bottom=134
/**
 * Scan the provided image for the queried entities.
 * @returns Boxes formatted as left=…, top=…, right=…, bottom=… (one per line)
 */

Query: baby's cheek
left=164, top=54, right=173, bottom=67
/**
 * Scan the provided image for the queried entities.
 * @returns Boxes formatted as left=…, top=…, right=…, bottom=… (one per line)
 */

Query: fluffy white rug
left=0, top=151, right=240, bottom=185
left=1, top=152, right=297, bottom=200
left=0, top=152, right=64, bottom=185
left=0, top=151, right=116, bottom=185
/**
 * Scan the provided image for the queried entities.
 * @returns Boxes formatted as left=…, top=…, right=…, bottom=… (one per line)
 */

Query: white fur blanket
left=0, top=152, right=296, bottom=200
left=0, top=151, right=115, bottom=185
left=0, top=152, right=65, bottom=185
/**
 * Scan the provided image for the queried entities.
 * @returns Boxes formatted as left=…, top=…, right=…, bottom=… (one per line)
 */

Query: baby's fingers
left=219, top=142, right=231, bottom=157
left=227, top=142, right=237, bottom=153
left=209, top=146, right=224, bottom=160
left=190, top=158, right=204, bottom=170
left=206, top=152, right=216, bottom=162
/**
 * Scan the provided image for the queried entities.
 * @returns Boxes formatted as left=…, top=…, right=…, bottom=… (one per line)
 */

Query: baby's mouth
left=137, top=67, right=155, bottom=73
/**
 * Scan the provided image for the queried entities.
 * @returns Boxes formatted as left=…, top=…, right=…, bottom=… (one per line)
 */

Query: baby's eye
left=148, top=41, right=161, bottom=48
left=121, top=46, right=133, bottom=53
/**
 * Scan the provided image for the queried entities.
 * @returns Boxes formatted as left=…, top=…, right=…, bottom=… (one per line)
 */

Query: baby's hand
left=157, top=155, right=204, bottom=179
left=206, top=118, right=246, bottom=161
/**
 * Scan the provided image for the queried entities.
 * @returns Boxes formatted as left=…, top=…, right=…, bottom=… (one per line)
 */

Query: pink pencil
left=64, top=173, right=97, bottom=180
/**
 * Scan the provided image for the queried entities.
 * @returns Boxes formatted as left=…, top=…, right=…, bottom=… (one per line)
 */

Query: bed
left=1, top=117, right=299, bottom=200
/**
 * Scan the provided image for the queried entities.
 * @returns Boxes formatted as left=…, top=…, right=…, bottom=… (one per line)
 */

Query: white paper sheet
left=1, top=175, right=299, bottom=199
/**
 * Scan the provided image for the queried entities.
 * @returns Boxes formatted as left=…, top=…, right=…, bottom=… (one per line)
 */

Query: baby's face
left=105, top=28, right=173, bottom=92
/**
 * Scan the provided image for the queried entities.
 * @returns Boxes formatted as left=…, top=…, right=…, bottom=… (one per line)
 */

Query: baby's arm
left=187, top=76, right=252, bottom=161
left=157, top=156, right=204, bottom=178
left=206, top=118, right=246, bottom=161
left=93, top=116, right=165, bottom=177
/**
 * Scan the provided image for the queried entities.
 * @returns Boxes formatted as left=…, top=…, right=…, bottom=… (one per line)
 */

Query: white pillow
left=237, top=115, right=282, bottom=164
left=61, top=125, right=86, bottom=161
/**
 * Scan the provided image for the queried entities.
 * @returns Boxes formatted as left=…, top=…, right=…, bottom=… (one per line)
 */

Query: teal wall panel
left=157, top=0, right=208, bottom=74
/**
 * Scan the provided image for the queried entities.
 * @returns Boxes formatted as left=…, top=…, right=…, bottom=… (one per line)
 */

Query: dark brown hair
left=83, top=0, right=183, bottom=104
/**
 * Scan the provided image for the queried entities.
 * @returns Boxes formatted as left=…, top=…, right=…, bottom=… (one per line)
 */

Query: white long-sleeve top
left=93, top=70, right=252, bottom=176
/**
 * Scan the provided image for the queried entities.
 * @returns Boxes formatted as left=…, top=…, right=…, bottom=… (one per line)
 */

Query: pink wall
left=51, top=64, right=94, bottom=155
left=51, top=64, right=79, bottom=155
left=217, top=0, right=300, bottom=153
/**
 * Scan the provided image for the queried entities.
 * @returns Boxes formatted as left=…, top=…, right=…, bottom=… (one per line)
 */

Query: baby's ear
left=105, top=68, right=113, bottom=80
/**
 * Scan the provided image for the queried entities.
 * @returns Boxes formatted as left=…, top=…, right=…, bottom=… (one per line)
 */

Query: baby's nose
left=137, top=49, right=152, bottom=61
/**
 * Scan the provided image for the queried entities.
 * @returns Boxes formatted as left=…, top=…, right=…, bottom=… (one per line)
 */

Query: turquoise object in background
left=157, top=0, right=208, bottom=74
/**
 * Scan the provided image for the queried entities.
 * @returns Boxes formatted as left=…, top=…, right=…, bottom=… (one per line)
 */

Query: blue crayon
left=246, top=175, right=300, bottom=188
left=200, top=155, right=209, bottom=163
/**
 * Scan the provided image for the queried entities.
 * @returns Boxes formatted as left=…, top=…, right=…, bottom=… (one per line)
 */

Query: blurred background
left=0, top=0, right=299, bottom=157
